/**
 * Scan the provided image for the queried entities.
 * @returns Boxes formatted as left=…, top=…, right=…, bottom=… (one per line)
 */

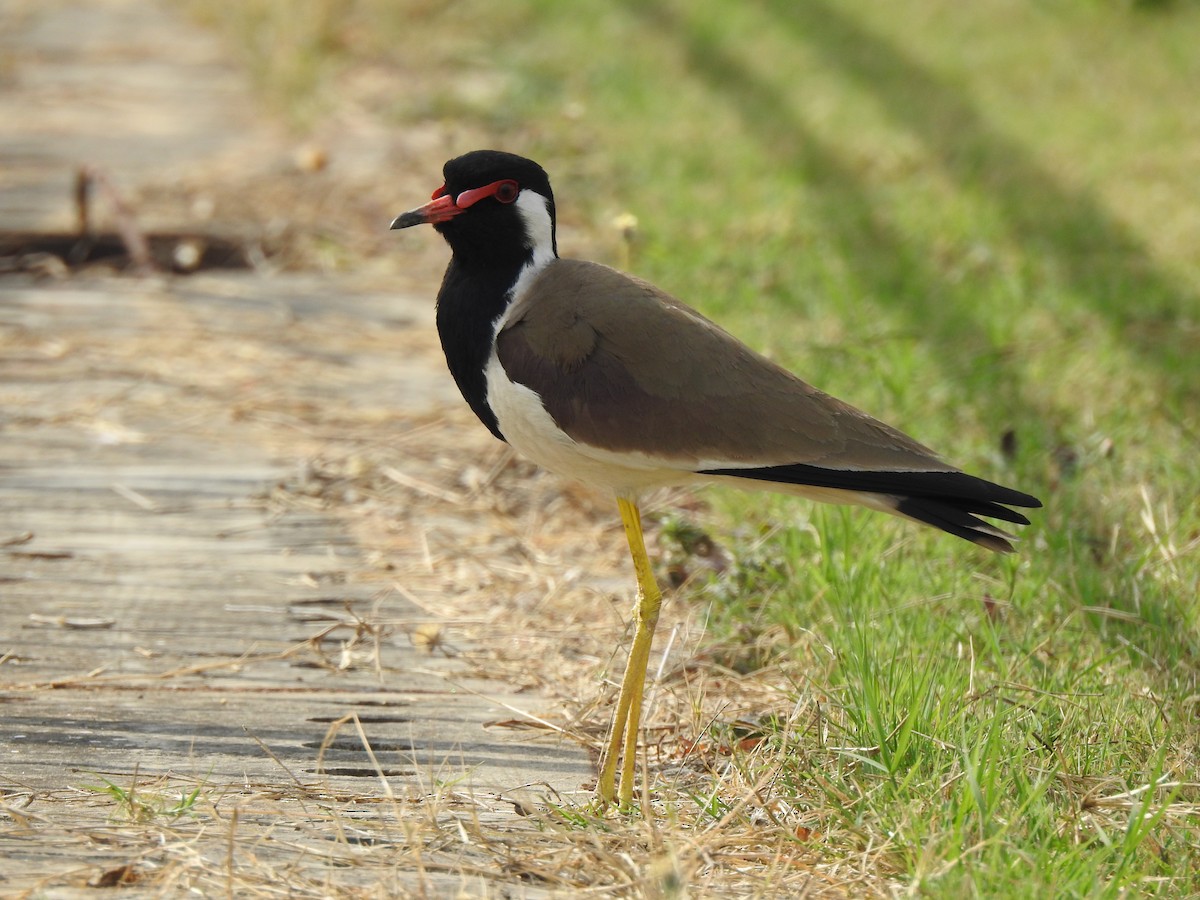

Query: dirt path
left=0, top=1, right=610, bottom=893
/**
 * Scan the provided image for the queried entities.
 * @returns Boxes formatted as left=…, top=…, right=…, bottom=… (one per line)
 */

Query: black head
left=391, top=150, right=557, bottom=267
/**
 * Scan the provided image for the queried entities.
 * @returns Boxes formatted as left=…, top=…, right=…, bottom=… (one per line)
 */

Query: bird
left=391, top=149, right=1041, bottom=808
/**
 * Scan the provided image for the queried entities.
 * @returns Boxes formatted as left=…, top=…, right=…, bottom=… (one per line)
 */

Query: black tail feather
left=893, top=495, right=1019, bottom=553
left=699, top=462, right=1041, bottom=552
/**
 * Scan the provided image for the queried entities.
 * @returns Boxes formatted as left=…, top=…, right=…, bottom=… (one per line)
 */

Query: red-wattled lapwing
left=391, top=149, right=1041, bottom=807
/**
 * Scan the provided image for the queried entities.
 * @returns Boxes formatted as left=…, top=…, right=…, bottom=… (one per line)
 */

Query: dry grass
left=0, top=267, right=889, bottom=895
left=4, top=763, right=869, bottom=897
left=1, top=404, right=883, bottom=896
left=253, top=408, right=881, bottom=896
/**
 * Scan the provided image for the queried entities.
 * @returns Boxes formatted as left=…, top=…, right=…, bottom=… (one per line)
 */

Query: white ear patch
left=505, top=190, right=557, bottom=306
left=515, top=190, right=556, bottom=269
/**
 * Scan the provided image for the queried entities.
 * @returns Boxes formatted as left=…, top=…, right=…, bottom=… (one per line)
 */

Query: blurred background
left=9, top=0, right=1197, bottom=443
left=13, top=0, right=1186, bottom=558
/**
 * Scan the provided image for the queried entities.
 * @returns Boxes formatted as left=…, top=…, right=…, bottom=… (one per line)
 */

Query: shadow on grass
left=616, top=0, right=1198, bottom=668
left=766, top=0, right=1196, bottom=393
left=621, top=0, right=1196, bottom=395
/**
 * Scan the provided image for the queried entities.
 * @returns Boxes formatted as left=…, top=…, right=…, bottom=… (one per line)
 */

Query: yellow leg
left=597, top=498, right=664, bottom=808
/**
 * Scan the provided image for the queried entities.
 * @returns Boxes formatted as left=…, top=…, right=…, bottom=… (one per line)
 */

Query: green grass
left=198, top=0, right=1199, bottom=893
left=84, top=774, right=205, bottom=824
left=690, top=504, right=1194, bottom=895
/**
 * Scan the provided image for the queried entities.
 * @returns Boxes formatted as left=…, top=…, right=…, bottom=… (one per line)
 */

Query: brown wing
left=496, top=258, right=953, bottom=472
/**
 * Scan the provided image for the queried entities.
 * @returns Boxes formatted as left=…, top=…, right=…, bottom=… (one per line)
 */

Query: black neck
left=434, top=257, right=527, bottom=441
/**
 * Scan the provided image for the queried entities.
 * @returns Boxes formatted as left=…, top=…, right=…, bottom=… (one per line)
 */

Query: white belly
left=484, top=352, right=693, bottom=498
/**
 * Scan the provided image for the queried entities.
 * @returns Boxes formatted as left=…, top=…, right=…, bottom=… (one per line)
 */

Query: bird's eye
left=494, top=180, right=519, bottom=204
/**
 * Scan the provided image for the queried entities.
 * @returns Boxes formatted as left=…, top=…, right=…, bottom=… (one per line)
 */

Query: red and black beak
left=390, top=185, right=463, bottom=229
left=391, top=179, right=521, bottom=229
